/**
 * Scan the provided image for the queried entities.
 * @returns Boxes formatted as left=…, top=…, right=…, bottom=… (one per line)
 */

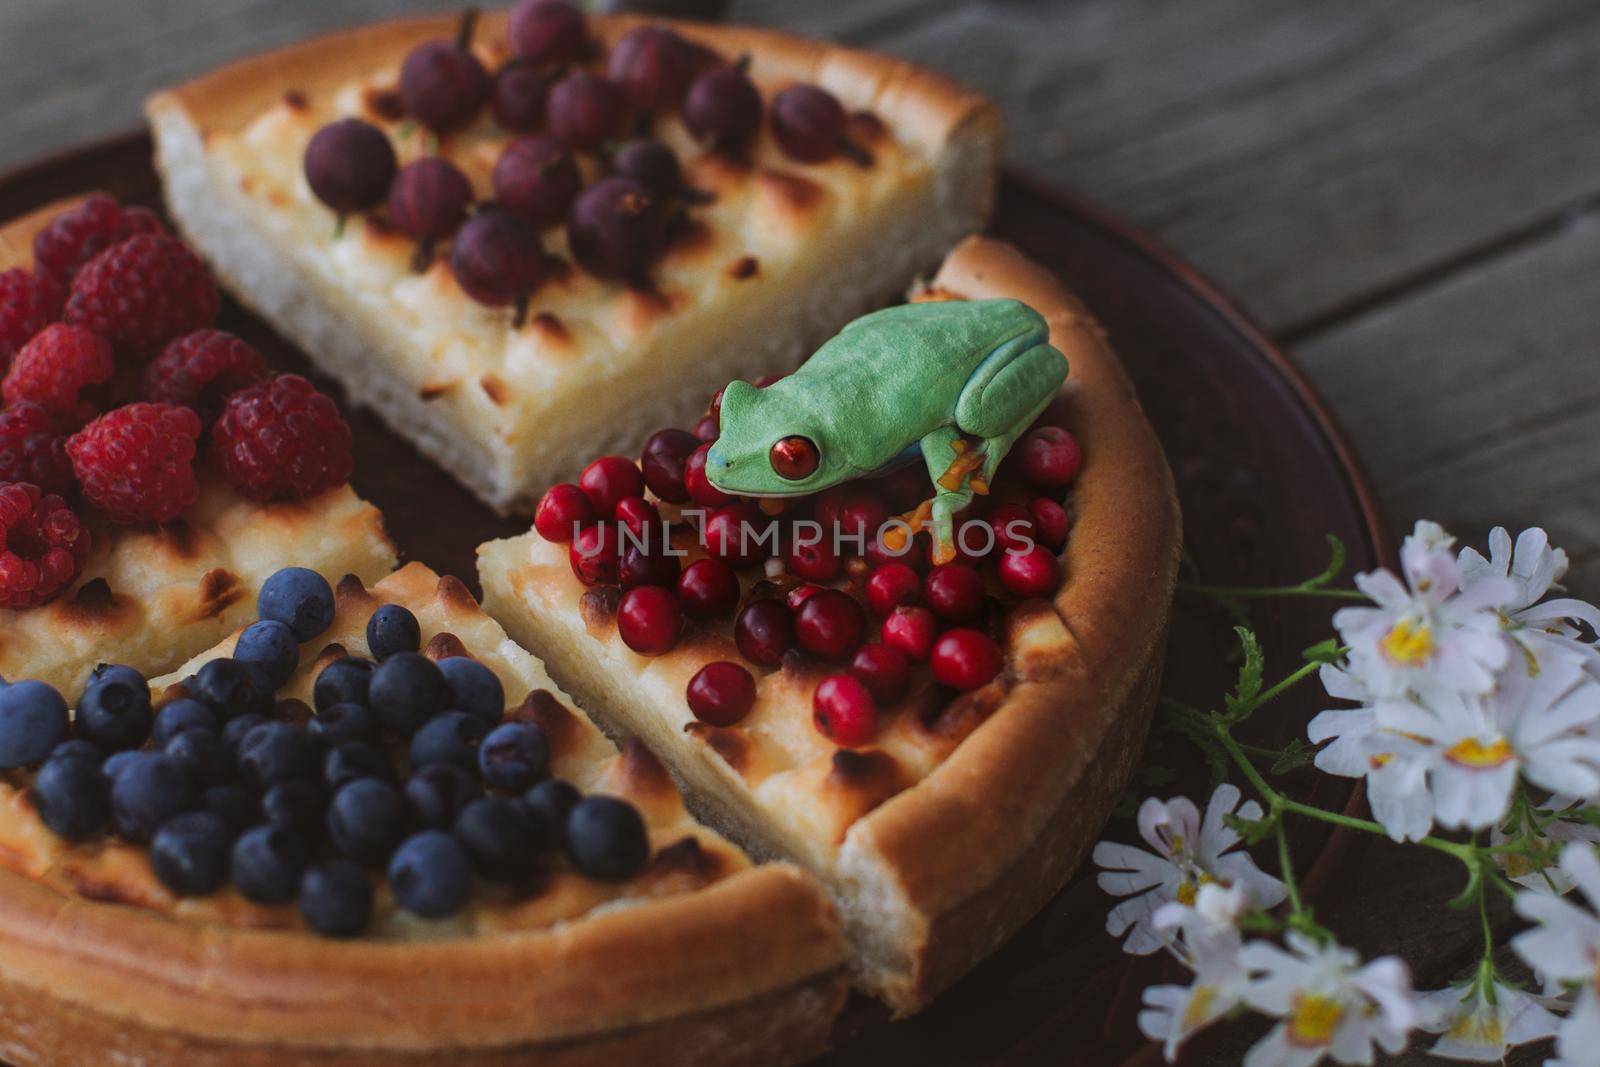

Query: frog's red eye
left=770, top=436, right=820, bottom=480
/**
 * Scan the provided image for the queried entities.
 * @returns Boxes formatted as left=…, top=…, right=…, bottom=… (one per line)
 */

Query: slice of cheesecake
left=147, top=7, right=1002, bottom=514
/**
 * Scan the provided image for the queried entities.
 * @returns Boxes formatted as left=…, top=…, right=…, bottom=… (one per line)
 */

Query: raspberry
left=33, top=194, right=164, bottom=284
left=67, top=403, right=202, bottom=524
left=0, top=269, right=64, bottom=369
left=141, top=330, right=269, bottom=422
left=213, top=375, right=353, bottom=501
left=0, top=483, right=91, bottom=608
left=2, top=324, right=116, bottom=427
left=64, top=234, right=219, bottom=357
left=0, top=403, right=76, bottom=496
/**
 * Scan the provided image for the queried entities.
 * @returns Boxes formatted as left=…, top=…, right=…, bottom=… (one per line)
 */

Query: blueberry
left=327, top=777, right=406, bottom=866
left=261, top=779, right=327, bottom=841
left=298, top=861, right=372, bottom=937
left=388, top=830, right=473, bottom=919
left=231, top=824, right=307, bottom=904
left=234, top=620, right=301, bottom=688
left=564, top=796, right=649, bottom=881
left=110, top=753, right=195, bottom=843
left=191, top=658, right=275, bottom=721
left=46, top=739, right=107, bottom=768
left=409, top=712, right=487, bottom=772
left=308, top=702, right=376, bottom=748
left=102, top=749, right=141, bottom=781
left=437, top=657, right=505, bottom=727
left=313, top=657, right=375, bottom=712
left=201, top=784, right=259, bottom=833
left=164, top=728, right=235, bottom=787
left=149, top=811, right=233, bottom=895
left=323, top=741, right=393, bottom=790
left=366, top=604, right=421, bottom=659
left=452, top=796, right=546, bottom=881
left=369, top=653, right=445, bottom=735
left=237, top=722, right=318, bottom=791
left=152, top=699, right=218, bottom=748
left=404, top=762, right=483, bottom=830
left=520, top=778, right=580, bottom=837
left=33, top=754, right=111, bottom=839
left=76, top=668, right=152, bottom=752
left=258, top=568, right=335, bottom=642
left=221, top=713, right=270, bottom=752
left=478, top=722, right=548, bottom=793
left=88, top=663, right=145, bottom=690
left=0, top=680, right=69, bottom=769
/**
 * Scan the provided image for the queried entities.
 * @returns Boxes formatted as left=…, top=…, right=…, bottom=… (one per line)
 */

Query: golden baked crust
left=0, top=562, right=847, bottom=1063
left=477, top=236, right=1182, bottom=1013
left=146, top=10, right=1003, bottom=511
left=0, top=197, right=397, bottom=695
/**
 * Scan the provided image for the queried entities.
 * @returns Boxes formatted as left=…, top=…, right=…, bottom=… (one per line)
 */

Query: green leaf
left=1270, top=738, right=1317, bottom=775
left=1301, top=638, right=1344, bottom=665
left=1223, top=627, right=1265, bottom=719
left=1305, top=535, right=1348, bottom=589
left=1224, top=811, right=1277, bottom=845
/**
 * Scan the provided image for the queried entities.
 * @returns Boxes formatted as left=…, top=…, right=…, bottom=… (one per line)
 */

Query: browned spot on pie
left=424, top=632, right=470, bottom=661
left=727, top=255, right=759, bottom=280
left=419, top=379, right=455, bottom=400
left=193, top=568, right=244, bottom=621
left=617, top=737, right=674, bottom=797
left=511, top=689, right=580, bottom=756
left=919, top=681, right=1006, bottom=749
left=580, top=586, right=621, bottom=636
left=479, top=374, right=510, bottom=407
left=667, top=217, right=713, bottom=258
left=311, top=642, right=350, bottom=676
left=154, top=520, right=201, bottom=560
left=754, top=169, right=826, bottom=215
left=646, top=836, right=724, bottom=887
left=778, top=647, right=832, bottom=685
left=435, top=574, right=479, bottom=613
left=239, top=175, right=255, bottom=195
left=283, top=90, right=309, bottom=112
left=823, top=749, right=906, bottom=838
left=59, top=579, right=133, bottom=626
left=335, top=573, right=374, bottom=611
left=685, top=721, right=748, bottom=773
left=530, top=312, right=572, bottom=350
left=362, top=214, right=404, bottom=244
left=362, top=86, right=404, bottom=123
left=65, top=873, right=141, bottom=905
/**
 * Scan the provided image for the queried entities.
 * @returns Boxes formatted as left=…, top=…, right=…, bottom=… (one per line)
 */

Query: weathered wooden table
left=3, top=1, right=1595, bottom=1062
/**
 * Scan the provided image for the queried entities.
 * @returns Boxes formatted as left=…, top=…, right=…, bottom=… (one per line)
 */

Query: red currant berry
left=785, top=536, right=839, bottom=583
left=1018, top=426, right=1082, bottom=489
left=1028, top=497, right=1071, bottom=549
left=534, top=482, right=594, bottom=542
left=865, top=563, right=921, bottom=617
left=509, top=0, right=584, bottom=65
left=838, top=492, right=889, bottom=546
left=617, top=585, right=681, bottom=656
left=618, top=544, right=680, bottom=590
left=579, top=455, right=644, bottom=519
left=685, top=67, right=763, bottom=150
left=794, top=589, right=865, bottom=662
left=450, top=209, right=546, bottom=308
left=692, top=414, right=719, bottom=442
left=850, top=643, right=910, bottom=706
left=686, top=661, right=756, bottom=727
left=930, top=629, right=1003, bottom=691
left=685, top=443, right=733, bottom=506
left=676, top=558, right=739, bottom=621
left=882, top=606, right=937, bottom=662
left=304, top=120, right=396, bottom=216
left=567, top=176, right=666, bottom=282
left=702, top=503, right=764, bottom=567
left=812, top=675, right=877, bottom=747
left=999, top=543, right=1062, bottom=599
left=399, top=34, right=491, bottom=134
left=640, top=427, right=699, bottom=502
left=988, top=503, right=1037, bottom=554
left=493, top=137, right=581, bottom=228
left=546, top=71, right=624, bottom=150
left=568, top=522, right=620, bottom=585
left=492, top=62, right=549, bottom=132
left=771, top=85, right=846, bottom=164
left=613, top=495, right=660, bottom=538
left=924, top=563, right=985, bottom=622
left=607, top=26, right=695, bottom=111
left=734, top=598, right=793, bottom=667
left=387, top=157, right=473, bottom=241
left=786, top=583, right=823, bottom=612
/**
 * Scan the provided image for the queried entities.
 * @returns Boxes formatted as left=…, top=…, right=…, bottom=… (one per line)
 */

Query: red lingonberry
left=618, top=543, right=680, bottom=589
left=793, top=588, right=866, bottom=661
left=676, top=558, right=739, bottom=620
left=686, top=661, right=756, bottom=727
left=0, top=483, right=91, bottom=608
left=924, top=562, right=985, bottom=622
left=534, top=483, right=594, bottom=543
left=1018, top=425, right=1082, bottom=489
left=617, top=585, right=681, bottom=656
left=0, top=269, right=64, bottom=368
left=930, top=628, right=1003, bottom=691
left=2, top=324, right=116, bottom=427
left=212, top=375, right=354, bottom=501
left=684, top=442, right=732, bottom=507
left=849, top=643, right=910, bottom=706
left=702, top=503, right=765, bottom=567
left=865, top=562, right=921, bottom=617
left=613, top=495, right=661, bottom=539
left=33, top=194, right=163, bottom=284
left=988, top=503, right=1037, bottom=554
left=568, top=522, right=621, bottom=585
left=141, top=330, right=269, bottom=422
left=786, top=583, right=822, bottom=612
left=785, top=535, right=839, bottom=583
left=1028, top=497, right=1071, bottom=549
left=734, top=598, right=793, bottom=667
left=639, top=427, right=699, bottom=503
left=64, top=234, right=220, bottom=356
left=579, top=455, right=645, bottom=519
left=0, top=403, right=76, bottom=496
left=882, top=605, right=938, bottom=662
left=998, top=544, right=1063, bottom=599
left=812, top=674, right=877, bottom=747
left=692, top=414, right=718, bottom=442
left=66, top=403, right=202, bottom=524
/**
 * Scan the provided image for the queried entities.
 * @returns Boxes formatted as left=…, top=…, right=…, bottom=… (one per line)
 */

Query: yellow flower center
left=1287, top=994, right=1344, bottom=1047
left=1182, top=985, right=1218, bottom=1029
left=1446, top=1007, right=1503, bottom=1047
left=1381, top=618, right=1435, bottom=666
left=1445, top=737, right=1514, bottom=768
left=1369, top=752, right=1394, bottom=769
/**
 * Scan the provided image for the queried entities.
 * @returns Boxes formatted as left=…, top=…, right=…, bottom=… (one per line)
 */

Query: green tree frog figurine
left=705, top=298, right=1067, bottom=564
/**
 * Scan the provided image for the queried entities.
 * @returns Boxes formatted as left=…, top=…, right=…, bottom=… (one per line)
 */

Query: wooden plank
left=872, top=0, right=1600, bottom=334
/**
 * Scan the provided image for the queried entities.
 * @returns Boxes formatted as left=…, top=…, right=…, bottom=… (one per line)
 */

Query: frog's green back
left=802, top=298, right=1045, bottom=384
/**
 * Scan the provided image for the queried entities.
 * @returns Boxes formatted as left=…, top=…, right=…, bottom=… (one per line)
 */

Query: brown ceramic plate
left=0, top=134, right=1387, bottom=1066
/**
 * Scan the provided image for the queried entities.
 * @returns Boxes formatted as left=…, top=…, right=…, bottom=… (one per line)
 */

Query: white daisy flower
left=1139, top=884, right=1253, bottom=1061
left=1459, top=526, right=1600, bottom=676
left=1334, top=521, right=1517, bottom=700
left=1239, top=931, right=1417, bottom=1067
left=1493, top=797, right=1600, bottom=895
left=1094, top=784, right=1287, bottom=954
left=1308, top=665, right=1435, bottom=842
left=1416, top=976, right=1563, bottom=1061
left=1548, top=988, right=1600, bottom=1067
left=1511, top=842, right=1600, bottom=994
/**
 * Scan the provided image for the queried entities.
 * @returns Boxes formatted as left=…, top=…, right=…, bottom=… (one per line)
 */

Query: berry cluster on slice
left=530, top=376, right=1083, bottom=750
left=0, top=195, right=357, bottom=607
left=300, top=0, right=872, bottom=316
left=0, top=565, right=656, bottom=937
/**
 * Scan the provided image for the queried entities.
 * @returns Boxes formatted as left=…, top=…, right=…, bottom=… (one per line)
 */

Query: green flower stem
left=1179, top=582, right=1368, bottom=602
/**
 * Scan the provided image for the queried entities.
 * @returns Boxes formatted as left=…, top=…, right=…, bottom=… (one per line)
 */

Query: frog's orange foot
left=884, top=499, right=935, bottom=551
left=929, top=539, right=957, bottom=566
left=936, top=446, right=985, bottom=492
